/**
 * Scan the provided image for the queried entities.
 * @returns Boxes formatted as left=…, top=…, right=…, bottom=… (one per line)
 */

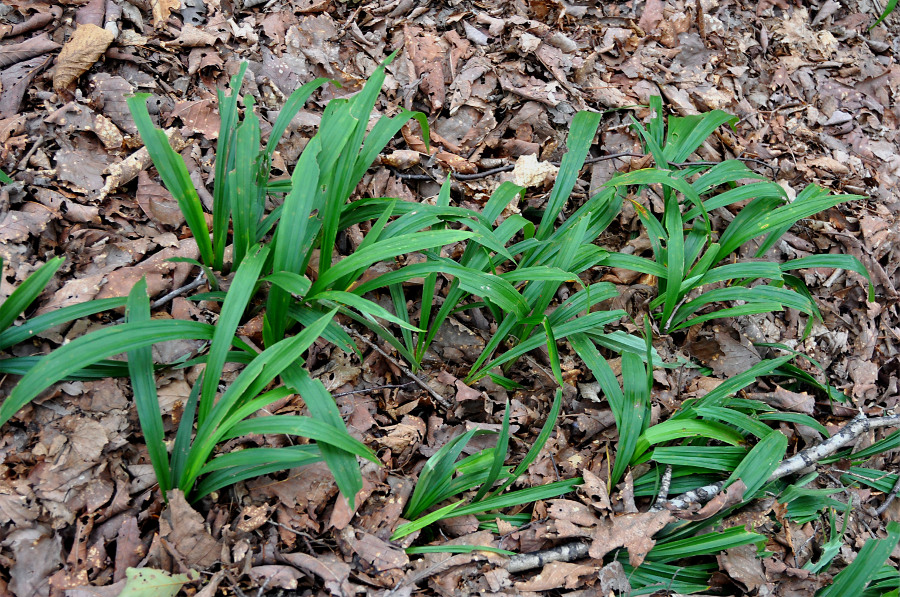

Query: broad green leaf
left=819, top=522, right=900, bottom=596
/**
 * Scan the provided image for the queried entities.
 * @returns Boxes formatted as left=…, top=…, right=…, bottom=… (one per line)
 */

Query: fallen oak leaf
left=588, top=509, right=673, bottom=567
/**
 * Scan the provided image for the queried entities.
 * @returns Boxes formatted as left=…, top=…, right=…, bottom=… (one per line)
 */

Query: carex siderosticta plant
left=2, top=52, right=896, bottom=595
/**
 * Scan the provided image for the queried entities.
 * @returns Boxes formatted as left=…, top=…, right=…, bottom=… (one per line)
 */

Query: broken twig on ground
left=506, top=411, right=900, bottom=573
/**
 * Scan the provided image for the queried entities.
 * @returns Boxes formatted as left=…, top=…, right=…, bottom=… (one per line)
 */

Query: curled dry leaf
left=280, top=551, right=354, bottom=597
left=53, top=24, right=115, bottom=91
left=512, top=153, right=559, bottom=187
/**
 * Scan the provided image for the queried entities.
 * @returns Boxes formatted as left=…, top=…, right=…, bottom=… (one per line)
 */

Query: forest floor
left=1, top=0, right=900, bottom=595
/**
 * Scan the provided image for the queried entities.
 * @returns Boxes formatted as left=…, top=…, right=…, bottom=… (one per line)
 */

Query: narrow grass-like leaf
left=758, top=412, right=830, bottom=436
left=724, top=429, right=787, bottom=498
left=194, top=445, right=323, bottom=499
left=695, top=406, right=774, bottom=439
left=405, top=545, right=515, bottom=556
left=1, top=320, right=214, bottom=428
left=869, top=0, right=898, bottom=29
left=452, top=477, right=580, bottom=518
left=647, top=527, right=762, bottom=563
left=536, top=111, right=602, bottom=241
left=651, top=446, right=748, bottom=472
left=265, top=136, right=321, bottom=346
left=312, top=230, right=472, bottom=293
left=490, top=389, right=562, bottom=497
left=171, top=376, right=201, bottom=489
left=0, top=256, right=62, bottom=334
left=782, top=254, right=873, bottom=301
left=212, top=63, right=248, bottom=270
left=199, top=245, right=268, bottom=426
left=0, top=297, right=126, bottom=350
left=311, top=290, right=423, bottom=332
left=633, top=419, right=747, bottom=461
left=473, top=402, right=511, bottom=503
left=281, top=364, right=364, bottom=509
left=665, top=111, right=739, bottom=163
left=392, top=501, right=465, bottom=540
left=716, top=186, right=863, bottom=261
left=126, top=278, right=171, bottom=495
left=405, top=428, right=486, bottom=518
left=819, top=522, right=900, bottom=597
left=224, top=415, right=376, bottom=459
left=230, top=96, right=263, bottom=269
left=127, top=94, right=213, bottom=266
left=611, top=352, right=649, bottom=484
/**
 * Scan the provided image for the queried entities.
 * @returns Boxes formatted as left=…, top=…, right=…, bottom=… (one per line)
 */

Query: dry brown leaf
left=248, top=566, right=305, bottom=590
left=0, top=33, right=61, bottom=69
left=136, top=170, right=186, bottom=228
left=53, top=24, right=115, bottom=91
left=514, top=561, right=599, bottom=591
left=280, top=551, right=353, bottom=597
left=160, top=489, right=220, bottom=568
left=2, top=526, right=63, bottom=597
left=113, top=518, right=144, bottom=582
left=588, top=510, right=673, bottom=566
left=150, top=0, right=181, bottom=27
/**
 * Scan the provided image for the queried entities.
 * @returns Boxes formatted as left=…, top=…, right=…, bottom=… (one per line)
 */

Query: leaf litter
left=0, top=0, right=899, bottom=595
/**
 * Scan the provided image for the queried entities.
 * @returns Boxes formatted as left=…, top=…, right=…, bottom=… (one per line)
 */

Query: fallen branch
left=506, top=411, right=900, bottom=573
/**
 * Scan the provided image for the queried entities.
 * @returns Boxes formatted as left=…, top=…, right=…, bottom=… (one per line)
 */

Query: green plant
left=870, top=0, right=897, bottom=29
left=392, top=389, right=579, bottom=540
left=597, top=96, right=871, bottom=334
left=0, top=257, right=130, bottom=388
left=362, top=110, right=631, bottom=384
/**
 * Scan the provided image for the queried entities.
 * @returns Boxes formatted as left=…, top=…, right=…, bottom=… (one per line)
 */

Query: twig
left=333, top=381, right=417, bottom=397
left=507, top=542, right=590, bottom=574
left=150, top=270, right=207, bottom=310
left=115, top=270, right=207, bottom=322
left=340, top=324, right=453, bottom=411
left=506, top=412, right=900, bottom=573
left=17, top=134, right=44, bottom=170
left=875, top=469, right=900, bottom=516
left=650, top=465, right=673, bottom=512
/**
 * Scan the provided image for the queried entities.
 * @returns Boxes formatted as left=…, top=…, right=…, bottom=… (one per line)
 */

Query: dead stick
left=506, top=412, right=900, bottom=573
left=876, top=470, right=900, bottom=516
left=650, top=465, right=673, bottom=512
